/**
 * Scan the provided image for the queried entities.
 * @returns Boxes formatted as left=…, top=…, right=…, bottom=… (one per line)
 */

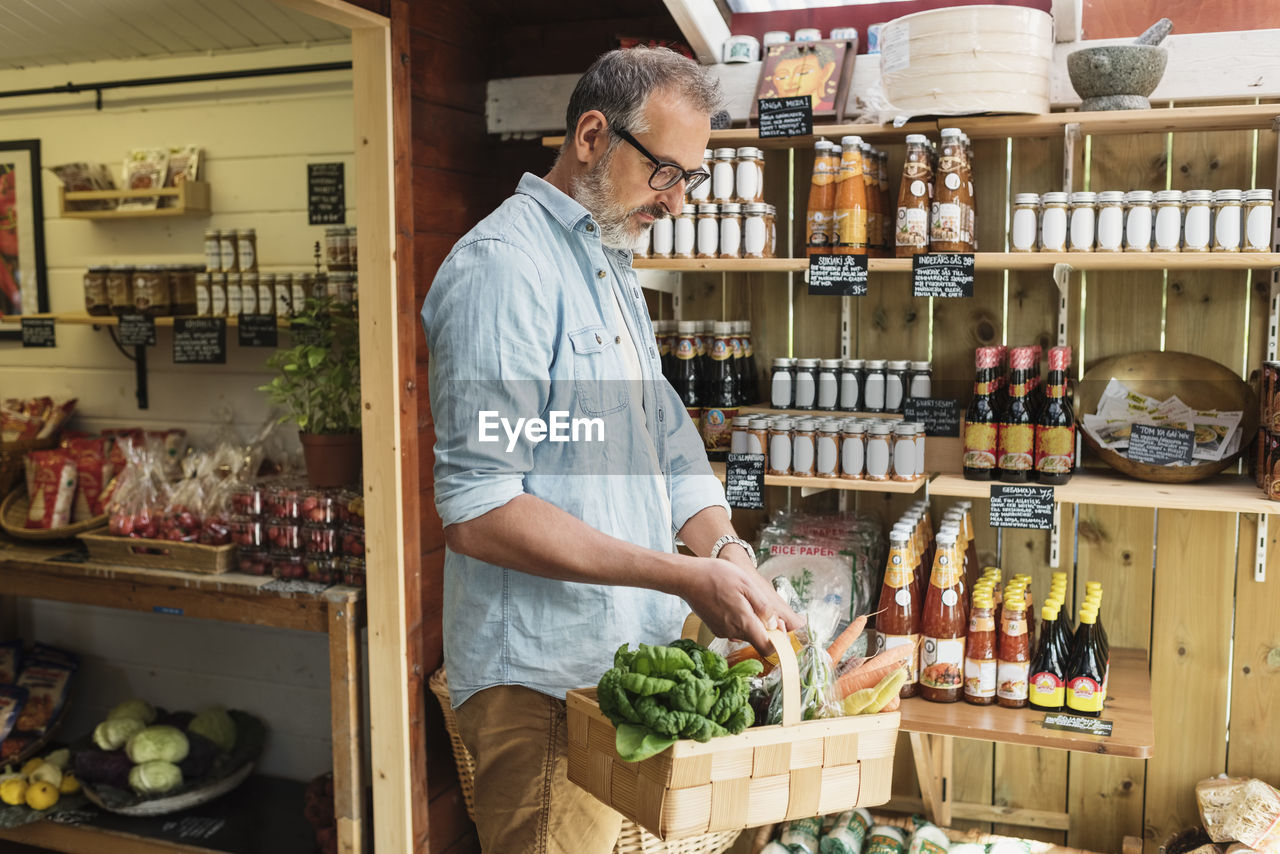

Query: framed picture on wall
left=0, top=139, right=49, bottom=340
left=751, top=40, right=854, bottom=124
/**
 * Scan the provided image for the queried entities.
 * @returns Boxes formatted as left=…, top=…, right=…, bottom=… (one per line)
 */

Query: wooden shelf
left=25, top=313, right=292, bottom=328
left=60, top=181, right=211, bottom=219
left=930, top=471, right=1274, bottom=514
left=546, top=104, right=1280, bottom=149
left=739, top=404, right=904, bottom=420
left=709, top=460, right=926, bottom=493
left=899, top=647, right=1153, bottom=758
left=635, top=252, right=1280, bottom=274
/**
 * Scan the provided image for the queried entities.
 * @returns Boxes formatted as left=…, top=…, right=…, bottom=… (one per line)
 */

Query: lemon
left=19, top=758, right=43, bottom=778
left=24, top=780, right=58, bottom=811
left=58, top=772, right=80, bottom=795
left=0, top=778, right=27, bottom=806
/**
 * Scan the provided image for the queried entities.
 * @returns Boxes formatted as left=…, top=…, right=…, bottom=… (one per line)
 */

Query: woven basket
left=566, top=619, right=900, bottom=841
left=0, top=436, right=58, bottom=497
left=427, top=668, right=740, bottom=854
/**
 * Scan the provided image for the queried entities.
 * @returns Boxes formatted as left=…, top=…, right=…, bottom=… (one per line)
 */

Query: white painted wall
left=1, top=42, right=358, bottom=782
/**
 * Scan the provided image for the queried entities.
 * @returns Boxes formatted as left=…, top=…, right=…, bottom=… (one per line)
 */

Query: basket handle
left=681, top=614, right=801, bottom=728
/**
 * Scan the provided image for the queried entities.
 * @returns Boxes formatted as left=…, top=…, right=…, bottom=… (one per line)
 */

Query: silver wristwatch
left=709, top=534, right=756, bottom=567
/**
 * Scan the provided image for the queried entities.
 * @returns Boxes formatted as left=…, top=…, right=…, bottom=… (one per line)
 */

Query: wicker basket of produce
left=427, top=668, right=741, bottom=854
left=1, top=489, right=108, bottom=541
left=565, top=616, right=900, bottom=841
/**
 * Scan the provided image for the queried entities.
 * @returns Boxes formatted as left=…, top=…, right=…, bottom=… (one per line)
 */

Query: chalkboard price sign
left=1127, top=423, right=1195, bottom=466
left=20, top=317, right=56, bottom=348
left=902, top=398, right=961, bottom=437
left=725, top=453, right=765, bottom=510
left=308, top=162, right=345, bottom=225
left=989, top=483, right=1055, bottom=530
left=1042, top=713, right=1114, bottom=738
left=238, top=314, right=279, bottom=348
left=118, top=314, right=156, bottom=347
left=757, top=96, right=814, bottom=139
left=808, top=253, right=868, bottom=296
left=912, top=253, right=975, bottom=298
left=174, top=317, right=227, bottom=364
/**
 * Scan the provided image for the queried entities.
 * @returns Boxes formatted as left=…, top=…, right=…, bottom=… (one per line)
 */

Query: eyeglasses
left=611, top=126, right=710, bottom=193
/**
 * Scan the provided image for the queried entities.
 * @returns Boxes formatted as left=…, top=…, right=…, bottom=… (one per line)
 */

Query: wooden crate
left=78, top=532, right=235, bottom=575
left=567, top=627, right=900, bottom=841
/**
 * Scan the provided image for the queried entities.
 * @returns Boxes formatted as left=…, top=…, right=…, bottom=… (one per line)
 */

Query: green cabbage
left=125, top=726, right=190, bottom=764
left=106, top=699, right=157, bottom=725
left=94, top=717, right=146, bottom=751
left=128, top=760, right=183, bottom=795
left=187, top=707, right=236, bottom=753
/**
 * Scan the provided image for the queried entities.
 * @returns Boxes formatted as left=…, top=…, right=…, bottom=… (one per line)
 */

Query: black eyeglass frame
left=611, top=126, right=710, bottom=193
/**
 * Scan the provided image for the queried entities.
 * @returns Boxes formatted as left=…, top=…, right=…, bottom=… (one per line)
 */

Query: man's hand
left=677, top=550, right=804, bottom=654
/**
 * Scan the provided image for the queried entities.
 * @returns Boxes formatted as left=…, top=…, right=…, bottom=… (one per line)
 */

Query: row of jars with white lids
left=1010, top=189, right=1275, bottom=253
left=635, top=203, right=780, bottom=260
left=733, top=414, right=926, bottom=481
left=690, top=146, right=768, bottom=206
left=770, top=357, right=932, bottom=413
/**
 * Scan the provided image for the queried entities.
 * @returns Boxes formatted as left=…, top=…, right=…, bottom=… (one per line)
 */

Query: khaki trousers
left=454, top=684, right=623, bottom=854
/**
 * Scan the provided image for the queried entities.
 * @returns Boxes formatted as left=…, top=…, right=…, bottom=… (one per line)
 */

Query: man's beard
left=571, top=147, right=666, bottom=249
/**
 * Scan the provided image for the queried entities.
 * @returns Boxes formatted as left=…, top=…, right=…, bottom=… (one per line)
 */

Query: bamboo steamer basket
left=880, top=5, right=1053, bottom=116
left=566, top=616, right=900, bottom=841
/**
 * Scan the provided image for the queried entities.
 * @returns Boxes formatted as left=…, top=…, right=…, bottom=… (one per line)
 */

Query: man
left=421, top=47, right=801, bottom=853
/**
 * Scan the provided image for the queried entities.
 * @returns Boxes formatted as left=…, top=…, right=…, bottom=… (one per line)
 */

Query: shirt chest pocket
left=569, top=325, right=629, bottom=417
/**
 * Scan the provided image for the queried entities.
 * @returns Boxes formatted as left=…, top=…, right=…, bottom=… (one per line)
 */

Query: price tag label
left=902, top=398, right=960, bottom=437
left=118, top=314, right=156, bottom=347
left=725, top=453, right=765, bottom=510
left=173, top=317, right=227, bottom=364
left=1041, top=713, right=1114, bottom=738
left=808, top=253, right=868, bottom=296
left=912, top=253, right=975, bottom=298
left=20, top=317, right=56, bottom=348
left=238, top=314, right=279, bottom=348
left=1127, top=423, right=1195, bottom=466
left=989, top=483, right=1055, bottom=530
left=757, top=96, right=813, bottom=139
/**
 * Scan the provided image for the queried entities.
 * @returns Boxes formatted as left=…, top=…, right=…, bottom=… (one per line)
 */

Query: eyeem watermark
left=478, top=410, right=605, bottom=452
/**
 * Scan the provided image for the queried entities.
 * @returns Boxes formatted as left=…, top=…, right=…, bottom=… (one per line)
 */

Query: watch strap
left=709, top=534, right=756, bottom=567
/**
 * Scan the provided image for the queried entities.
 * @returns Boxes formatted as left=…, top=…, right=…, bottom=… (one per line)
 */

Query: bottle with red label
left=875, top=530, right=921, bottom=697
left=963, top=589, right=997, bottom=705
left=1035, top=346, right=1075, bottom=484
left=919, top=529, right=966, bottom=702
left=963, top=347, right=1001, bottom=479
left=998, top=347, right=1036, bottom=482
left=1066, top=605, right=1106, bottom=716
left=1028, top=602, right=1068, bottom=711
left=996, top=594, right=1030, bottom=708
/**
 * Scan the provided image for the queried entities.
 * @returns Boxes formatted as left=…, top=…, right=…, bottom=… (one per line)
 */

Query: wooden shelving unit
left=60, top=181, right=211, bottom=219
left=544, top=104, right=1280, bottom=149
left=0, top=540, right=365, bottom=853
left=636, top=252, right=1280, bottom=274
left=25, top=312, right=293, bottom=328
left=930, top=470, right=1273, bottom=514
left=709, top=460, right=926, bottom=494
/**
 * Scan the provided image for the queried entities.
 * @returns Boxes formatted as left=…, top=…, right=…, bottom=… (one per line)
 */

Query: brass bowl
left=1077, top=350, right=1257, bottom=483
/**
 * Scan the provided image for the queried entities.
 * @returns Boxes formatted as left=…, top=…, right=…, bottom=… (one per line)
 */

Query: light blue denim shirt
left=421, top=173, right=728, bottom=707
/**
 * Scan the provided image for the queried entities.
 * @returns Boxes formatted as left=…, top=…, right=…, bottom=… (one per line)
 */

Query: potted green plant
left=259, top=295, right=362, bottom=488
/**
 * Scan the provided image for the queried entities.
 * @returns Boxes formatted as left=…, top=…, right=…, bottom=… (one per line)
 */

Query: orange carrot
left=826, top=613, right=869, bottom=665
left=879, top=694, right=901, bottom=712
left=835, top=644, right=911, bottom=698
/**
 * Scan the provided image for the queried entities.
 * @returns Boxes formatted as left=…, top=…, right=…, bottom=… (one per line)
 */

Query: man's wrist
left=709, top=534, right=756, bottom=567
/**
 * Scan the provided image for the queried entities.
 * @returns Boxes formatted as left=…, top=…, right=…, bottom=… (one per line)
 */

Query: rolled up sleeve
left=660, top=381, right=729, bottom=533
left=421, top=238, right=554, bottom=528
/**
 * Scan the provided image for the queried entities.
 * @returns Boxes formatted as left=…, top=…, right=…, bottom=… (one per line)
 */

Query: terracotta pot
left=299, top=432, right=362, bottom=488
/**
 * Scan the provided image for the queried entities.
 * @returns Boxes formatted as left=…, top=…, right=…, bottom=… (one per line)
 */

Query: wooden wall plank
left=1068, top=505, right=1155, bottom=852
left=1227, top=514, right=1280, bottom=779
left=1246, top=104, right=1278, bottom=373
left=1145, top=509, right=1234, bottom=848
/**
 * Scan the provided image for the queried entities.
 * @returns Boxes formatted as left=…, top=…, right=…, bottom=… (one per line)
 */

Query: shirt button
left=597, top=270, right=607, bottom=279
left=595, top=333, right=602, bottom=344
left=586, top=223, right=595, bottom=232
left=615, top=335, right=621, bottom=344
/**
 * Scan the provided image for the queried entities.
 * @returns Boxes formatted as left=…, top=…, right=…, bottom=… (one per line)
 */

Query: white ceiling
left=0, top=0, right=350, bottom=70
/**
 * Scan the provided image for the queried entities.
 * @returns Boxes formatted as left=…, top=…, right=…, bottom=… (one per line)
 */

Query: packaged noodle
left=820, top=807, right=873, bottom=854
left=907, top=822, right=952, bottom=854
left=779, top=816, right=824, bottom=854
left=864, top=825, right=908, bottom=854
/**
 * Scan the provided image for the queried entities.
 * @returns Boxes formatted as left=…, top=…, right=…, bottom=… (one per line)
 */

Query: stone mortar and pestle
left=1067, top=18, right=1173, bottom=111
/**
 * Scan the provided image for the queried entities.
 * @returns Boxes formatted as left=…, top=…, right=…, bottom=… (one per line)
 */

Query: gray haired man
left=421, top=47, right=801, bottom=852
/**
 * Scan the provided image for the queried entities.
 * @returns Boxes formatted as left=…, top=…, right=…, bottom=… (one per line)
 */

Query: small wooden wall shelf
left=635, top=252, right=1280, bottom=274
left=60, top=181, right=211, bottom=219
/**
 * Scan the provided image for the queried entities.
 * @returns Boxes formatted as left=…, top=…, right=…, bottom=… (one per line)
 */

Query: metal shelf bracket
left=1256, top=514, right=1268, bottom=583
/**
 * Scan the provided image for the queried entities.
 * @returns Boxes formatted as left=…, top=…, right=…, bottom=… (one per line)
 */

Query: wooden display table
left=0, top=539, right=366, bottom=854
